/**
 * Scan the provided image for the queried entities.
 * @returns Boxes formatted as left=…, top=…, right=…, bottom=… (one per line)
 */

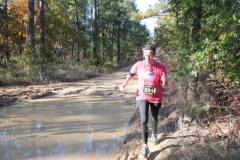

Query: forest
left=0, top=0, right=150, bottom=84
left=0, top=0, right=240, bottom=159
left=0, top=0, right=239, bottom=87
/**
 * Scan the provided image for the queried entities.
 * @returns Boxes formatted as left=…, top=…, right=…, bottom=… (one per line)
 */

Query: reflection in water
left=0, top=94, right=134, bottom=160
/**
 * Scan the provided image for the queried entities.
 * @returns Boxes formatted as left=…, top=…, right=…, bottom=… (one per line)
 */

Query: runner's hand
left=119, top=84, right=126, bottom=91
left=119, top=85, right=124, bottom=91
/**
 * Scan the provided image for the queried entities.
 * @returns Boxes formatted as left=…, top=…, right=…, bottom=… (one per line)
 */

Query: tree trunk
left=83, top=6, right=87, bottom=58
left=191, top=0, right=202, bottom=43
left=101, top=32, right=105, bottom=60
left=1, top=0, right=9, bottom=64
left=74, top=0, right=81, bottom=61
left=39, top=0, right=45, bottom=49
left=71, top=42, right=74, bottom=59
left=117, top=21, right=121, bottom=62
left=190, top=0, right=202, bottom=100
left=175, top=0, right=179, bottom=27
left=28, top=0, right=35, bottom=51
left=93, top=0, right=98, bottom=63
left=3, top=0, right=8, bottom=38
left=110, top=23, right=114, bottom=61
left=19, top=20, right=24, bottom=56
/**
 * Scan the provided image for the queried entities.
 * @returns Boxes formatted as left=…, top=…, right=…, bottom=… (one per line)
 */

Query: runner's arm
left=120, top=73, right=134, bottom=91
left=161, top=74, right=168, bottom=87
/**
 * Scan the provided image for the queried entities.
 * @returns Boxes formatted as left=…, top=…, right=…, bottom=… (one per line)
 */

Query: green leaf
left=190, top=70, right=198, bottom=77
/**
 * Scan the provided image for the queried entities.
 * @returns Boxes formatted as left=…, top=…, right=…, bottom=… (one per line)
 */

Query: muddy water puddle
left=0, top=94, right=134, bottom=160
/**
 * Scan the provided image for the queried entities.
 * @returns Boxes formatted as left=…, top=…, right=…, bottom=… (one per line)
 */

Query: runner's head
left=142, top=43, right=156, bottom=56
left=143, top=43, right=156, bottom=64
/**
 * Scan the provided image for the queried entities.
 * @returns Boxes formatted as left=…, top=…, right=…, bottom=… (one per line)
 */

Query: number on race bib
left=143, top=86, right=156, bottom=95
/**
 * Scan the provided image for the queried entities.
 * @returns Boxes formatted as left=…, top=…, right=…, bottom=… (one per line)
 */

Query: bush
left=0, top=56, right=100, bottom=86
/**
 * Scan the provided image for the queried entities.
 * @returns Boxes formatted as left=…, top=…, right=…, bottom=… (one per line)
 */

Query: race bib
left=143, top=85, right=156, bottom=95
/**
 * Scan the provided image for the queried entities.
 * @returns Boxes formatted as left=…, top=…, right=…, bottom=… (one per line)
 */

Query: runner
left=120, top=43, right=168, bottom=158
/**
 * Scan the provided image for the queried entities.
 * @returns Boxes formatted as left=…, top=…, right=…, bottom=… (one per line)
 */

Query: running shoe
left=151, top=133, right=158, bottom=145
left=140, top=146, right=150, bottom=158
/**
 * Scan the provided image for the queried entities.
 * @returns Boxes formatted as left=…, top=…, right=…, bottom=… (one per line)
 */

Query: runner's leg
left=150, top=102, right=161, bottom=134
left=138, top=100, right=149, bottom=144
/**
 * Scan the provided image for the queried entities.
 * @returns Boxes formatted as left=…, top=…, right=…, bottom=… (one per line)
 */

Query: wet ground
left=0, top=67, right=138, bottom=160
left=2, top=63, right=239, bottom=160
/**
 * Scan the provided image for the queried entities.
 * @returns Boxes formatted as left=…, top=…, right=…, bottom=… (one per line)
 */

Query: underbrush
left=167, top=137, right=240, bottom=160
left=159, top=47, right=240, bottom=159
left=170, top=79, right=240, bottom=160
left=0, top=55, right=130, bottom=86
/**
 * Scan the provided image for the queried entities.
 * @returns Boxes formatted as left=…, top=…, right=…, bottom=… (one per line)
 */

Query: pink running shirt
left=130, top=60, right=167, bottom=103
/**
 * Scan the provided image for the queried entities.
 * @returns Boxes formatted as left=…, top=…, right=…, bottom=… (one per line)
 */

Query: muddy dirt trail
left=0, top=67, right=139, bottom=160
left=1, top=63, right=238, bottom=160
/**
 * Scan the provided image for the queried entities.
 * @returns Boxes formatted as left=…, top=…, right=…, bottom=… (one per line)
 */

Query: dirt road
left=0, top=66, right=139, bottom=160
left=0, top=67, right=136, bottom=107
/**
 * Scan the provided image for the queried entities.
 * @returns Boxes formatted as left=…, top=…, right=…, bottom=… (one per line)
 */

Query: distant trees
left=0, top=0, right=149, bottom=65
